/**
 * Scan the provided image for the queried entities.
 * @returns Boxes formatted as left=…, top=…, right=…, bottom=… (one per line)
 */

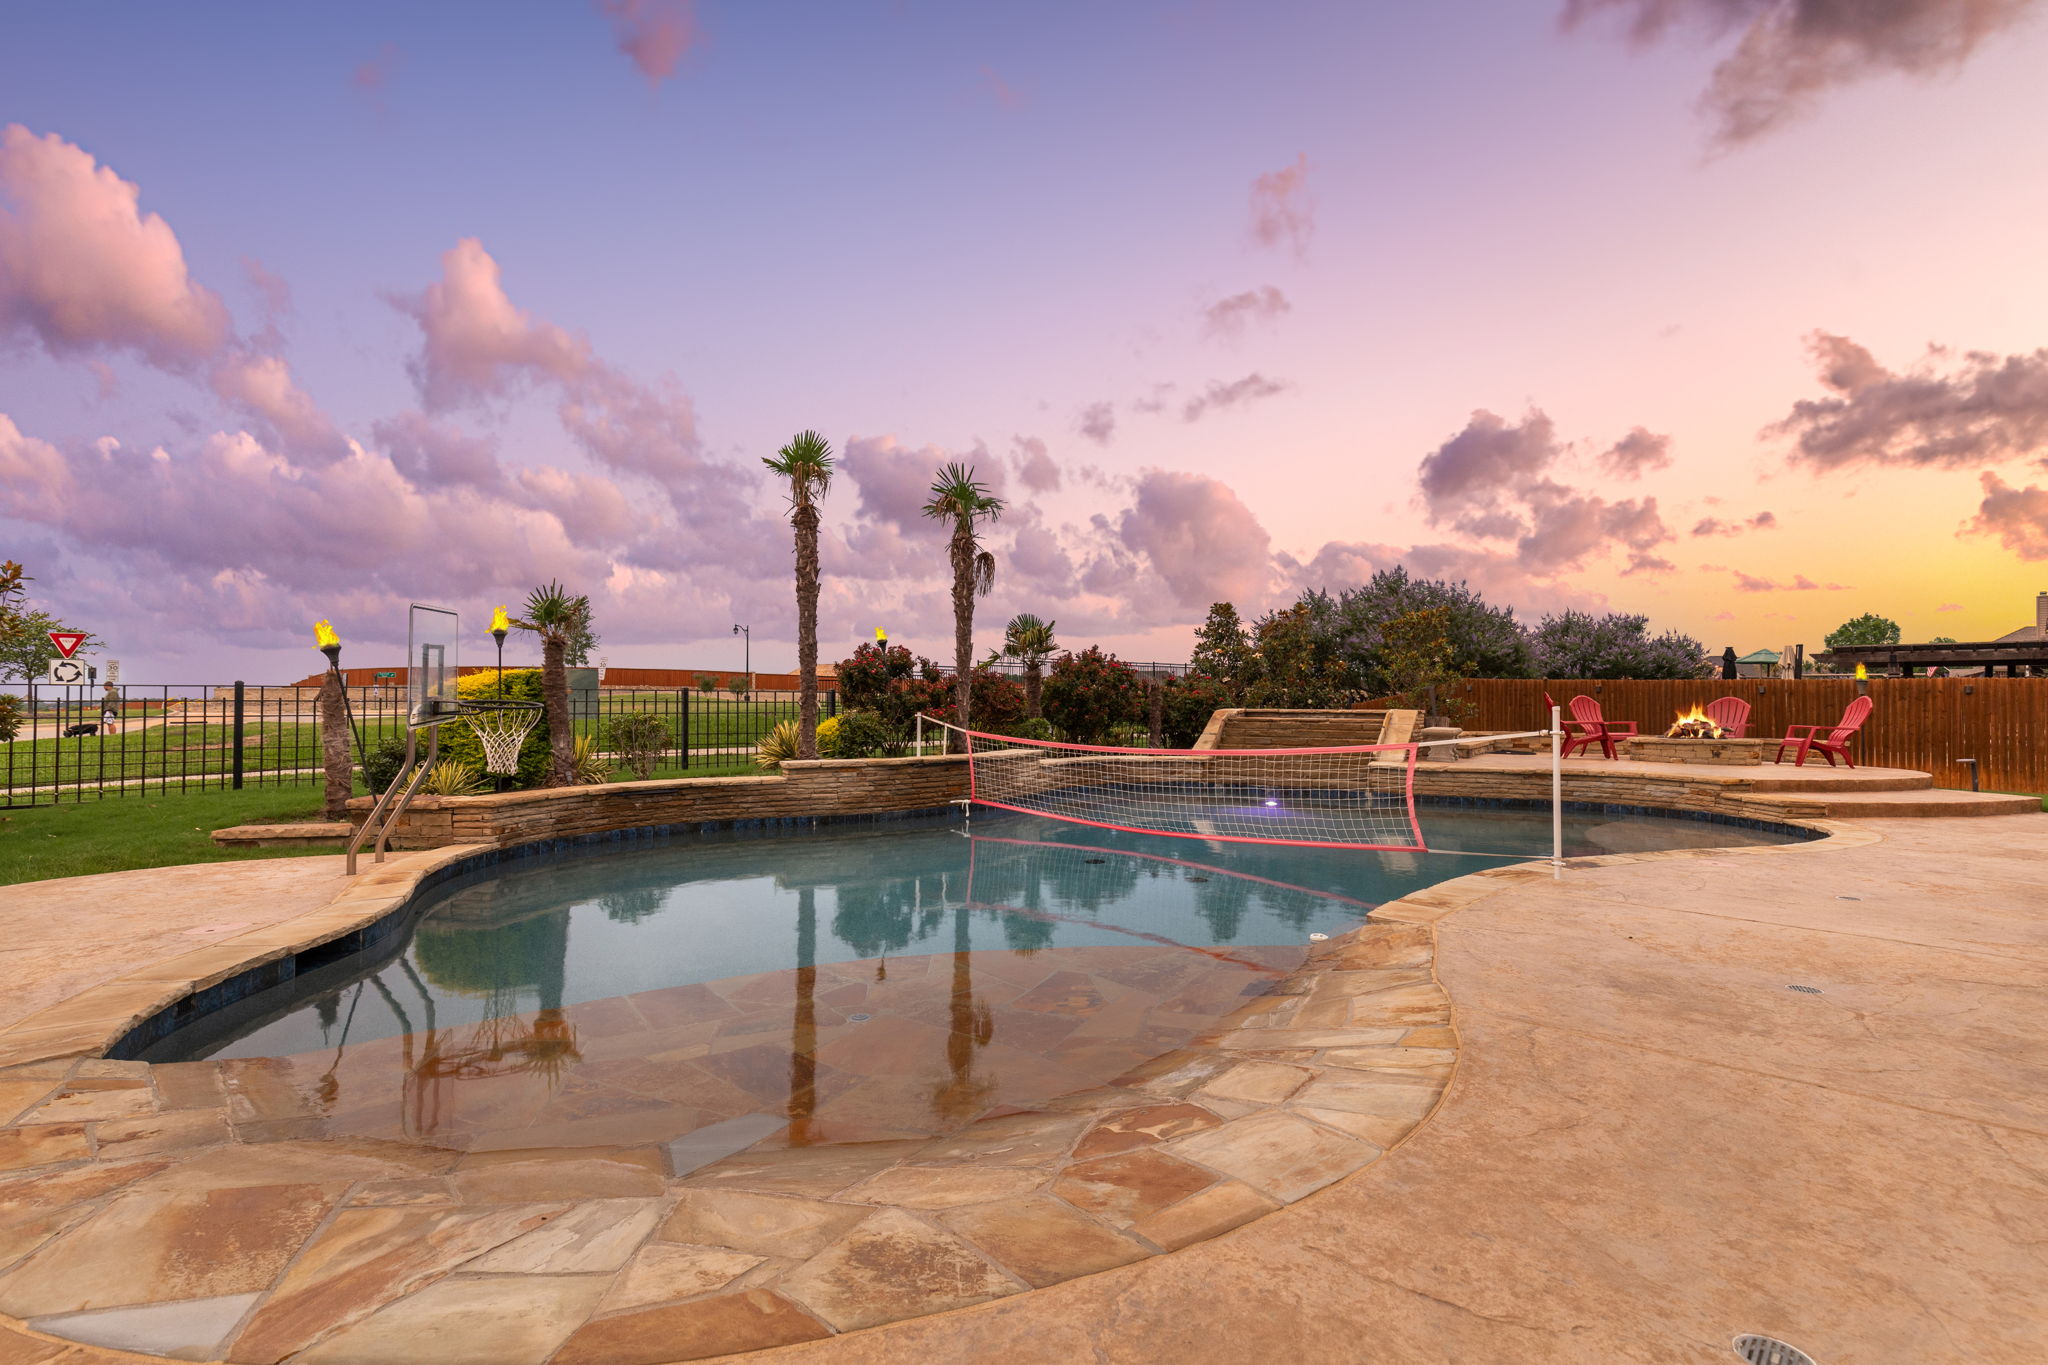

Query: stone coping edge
left=0, top=815, right=1863, bottom=1365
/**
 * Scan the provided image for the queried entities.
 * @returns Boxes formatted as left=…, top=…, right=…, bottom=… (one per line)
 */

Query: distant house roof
left=1736, top=648, right=1780, bottom=664
left=1995, top=624, right=2045, bottom=643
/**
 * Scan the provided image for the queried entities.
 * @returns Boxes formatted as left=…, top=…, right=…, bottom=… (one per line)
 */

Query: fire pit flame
left=1665, top=704, right=1727, bottom=739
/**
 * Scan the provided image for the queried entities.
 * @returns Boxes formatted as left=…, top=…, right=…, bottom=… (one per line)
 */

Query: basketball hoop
left=461, top=699, right=542, bottom=775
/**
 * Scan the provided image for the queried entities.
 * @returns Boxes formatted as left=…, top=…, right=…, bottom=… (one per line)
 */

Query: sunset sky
left=4, top=0, right=2047, bottom=681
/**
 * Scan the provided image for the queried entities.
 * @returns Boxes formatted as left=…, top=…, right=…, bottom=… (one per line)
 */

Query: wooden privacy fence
left=1454, top=678, right=2046, bottom=793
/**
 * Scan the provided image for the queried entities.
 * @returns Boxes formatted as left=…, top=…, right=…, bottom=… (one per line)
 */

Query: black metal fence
left=0, top=683, right=837, bottom=807
left=977, top=658, right=1185, bottom=679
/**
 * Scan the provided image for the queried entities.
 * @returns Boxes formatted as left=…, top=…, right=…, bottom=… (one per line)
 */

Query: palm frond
left=973, top=548, right=996, bottom=597
left=511, top=580, right=591, bottom=646
left=921, top=462, right=1004, bottom=522
left=762, top=429, right=835, bottom=506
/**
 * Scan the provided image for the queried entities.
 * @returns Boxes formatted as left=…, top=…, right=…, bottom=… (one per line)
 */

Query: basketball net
left=925, top=719, right=1425, bottom=851
left=464, top=703, right=541, bottom=775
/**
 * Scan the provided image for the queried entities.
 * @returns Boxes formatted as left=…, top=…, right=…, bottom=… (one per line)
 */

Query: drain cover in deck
left=1733, top=1335, right=1816, bottom=1365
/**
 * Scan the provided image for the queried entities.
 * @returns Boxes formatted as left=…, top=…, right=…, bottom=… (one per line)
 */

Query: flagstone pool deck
left=1, top=807, right=2044, bottom=1364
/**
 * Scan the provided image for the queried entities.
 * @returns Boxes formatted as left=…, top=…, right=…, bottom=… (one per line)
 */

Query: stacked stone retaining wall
left=1197, top=709, right=1394, bottom=749
left=346, top=752, right=972, bottom=849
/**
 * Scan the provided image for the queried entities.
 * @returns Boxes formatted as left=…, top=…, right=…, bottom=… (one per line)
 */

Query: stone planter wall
left=1195, top=709, right=1401, bottom=750
left=346, top=753, right=973, bottom=849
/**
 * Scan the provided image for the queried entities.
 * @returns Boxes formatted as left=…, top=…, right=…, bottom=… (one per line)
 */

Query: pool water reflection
left=144, top=806, right=1800, bottom=1153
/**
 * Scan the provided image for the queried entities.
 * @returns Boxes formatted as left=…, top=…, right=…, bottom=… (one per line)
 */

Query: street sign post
left=46, top=631, right=86, bottom=659
left=47, top=658, right=88, bottom=685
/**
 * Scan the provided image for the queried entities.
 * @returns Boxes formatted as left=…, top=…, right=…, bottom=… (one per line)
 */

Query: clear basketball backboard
left=406, top=603, right=461, bottom=727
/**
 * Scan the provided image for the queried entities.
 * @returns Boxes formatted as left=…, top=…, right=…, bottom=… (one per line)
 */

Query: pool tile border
left=0, top=813, right=1856, bottom=1364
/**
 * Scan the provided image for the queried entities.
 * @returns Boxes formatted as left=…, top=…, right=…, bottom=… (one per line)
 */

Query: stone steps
left=1726, top=790, right=2039, bottom=819
left=210, top=821, right=351, bottom=848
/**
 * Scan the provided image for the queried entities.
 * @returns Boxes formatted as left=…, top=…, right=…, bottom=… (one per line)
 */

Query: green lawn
left=0, top=758, right=769, bottom=885
left=0, top=784, right=340, bottom=886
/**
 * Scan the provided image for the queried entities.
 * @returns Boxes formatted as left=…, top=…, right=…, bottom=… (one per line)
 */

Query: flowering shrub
left=1160, top=672, right=1236, bottom=748
left=1041, top=647, right=1144, bottom=744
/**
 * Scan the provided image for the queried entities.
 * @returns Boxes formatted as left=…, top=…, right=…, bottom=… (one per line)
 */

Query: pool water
left=145, top=807, right=1800, bottom=1154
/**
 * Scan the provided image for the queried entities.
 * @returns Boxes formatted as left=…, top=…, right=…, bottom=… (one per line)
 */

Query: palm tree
left=762, top=430, right=835, bottom=760
left=921, top=463, right=1004, bottom=743
left=512, top=580, right=589, bottom=786
left=1002, top=612, right=1057, bottom=718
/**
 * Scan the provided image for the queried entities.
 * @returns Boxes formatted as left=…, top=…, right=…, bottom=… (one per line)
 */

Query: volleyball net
left=925, top=720, right=1426, bottom=851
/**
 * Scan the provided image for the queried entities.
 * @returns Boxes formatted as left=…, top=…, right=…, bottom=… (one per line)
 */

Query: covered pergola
left=1816, top=641, right=2045, bottom=676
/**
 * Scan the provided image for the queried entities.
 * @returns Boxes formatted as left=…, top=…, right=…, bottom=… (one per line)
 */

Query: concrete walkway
left=736, top=814, right=2048, bottom=1364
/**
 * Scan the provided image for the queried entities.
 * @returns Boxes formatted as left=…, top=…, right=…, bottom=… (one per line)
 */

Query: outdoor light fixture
left=314, top=618, right=341, bottom=671
left=733, top=623, right=751, bottom=685
left=489, top=604, right=511, bottom=699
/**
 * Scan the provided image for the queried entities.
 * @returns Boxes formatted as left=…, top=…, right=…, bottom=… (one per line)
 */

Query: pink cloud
left=1181, top=373, right=1290, bottom=423
left=1117, top=470, right=1274, bottom=609
left=1077, top=401, right=1116, bottom=445
left=841, top=435, right=994, bottom=535
left=0, top=125, right=231, bottom=368
left=1564, top=0, right=2045, bottom=147
left=1597, top=426, right=1672, bottom=478
left=598, top=0, right=700, bottom=87
left=1010, top=436, right=1061, bottom=493
left=371, top=411, right=503, bottom=490
left=1418, top=409, right=1563, bottom=522
left=1201, top=286, right=1290, bottom=340
left=1249, top=154, right=1312, bottom=257
left=394, top=237, right=591, bottom=408
left=1966, top=472, right=2048, bottom=559
left=210, top=353, right=347, bottom=463
left=1936, top=601, right=1963, bottom=611
left=1772, top=331, right=2048, bottom=470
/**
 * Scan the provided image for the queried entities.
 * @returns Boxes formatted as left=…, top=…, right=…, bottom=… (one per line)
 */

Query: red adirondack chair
left=1703, top=696, right=1751, bottom=738
left=1562, top=694, right=1637, bottom=760
left=1776, top=695, right=1874, bottom=767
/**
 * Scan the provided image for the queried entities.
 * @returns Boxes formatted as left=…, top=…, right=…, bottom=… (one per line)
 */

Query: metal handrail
left=345, top=725, right=439, bottom=874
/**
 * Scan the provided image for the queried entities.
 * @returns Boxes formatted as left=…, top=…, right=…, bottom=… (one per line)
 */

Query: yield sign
left=47, top=631, right=86, bottom=659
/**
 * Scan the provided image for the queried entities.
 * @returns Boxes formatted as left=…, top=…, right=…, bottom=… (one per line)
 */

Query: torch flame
left=490, top=604, right=511, bottom=634
left=875, top=627, right=888, bottom=641
left=313, top=619, right=340, bottom=650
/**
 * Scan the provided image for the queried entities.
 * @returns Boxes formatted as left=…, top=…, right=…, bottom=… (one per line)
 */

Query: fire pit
left=1665, top=703, right=1726, bottom=739
left=1622, top=705, right=1766, bottom=764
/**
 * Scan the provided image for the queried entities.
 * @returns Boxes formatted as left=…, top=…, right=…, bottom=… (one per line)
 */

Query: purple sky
left=4, top=0, right=2048, bottom=681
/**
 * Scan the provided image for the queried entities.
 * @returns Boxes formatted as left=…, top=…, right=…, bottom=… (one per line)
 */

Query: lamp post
left=733, top=623, right=750, bottom=690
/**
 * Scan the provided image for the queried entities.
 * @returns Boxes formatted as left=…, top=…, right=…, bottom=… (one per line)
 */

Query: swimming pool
left=143, top=806, right=1803, bottom=1154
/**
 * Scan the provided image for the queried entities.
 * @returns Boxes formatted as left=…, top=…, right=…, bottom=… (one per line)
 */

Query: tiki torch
left=490, top=605, right=511, bottom=700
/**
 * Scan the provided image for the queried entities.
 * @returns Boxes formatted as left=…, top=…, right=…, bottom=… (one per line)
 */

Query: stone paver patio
left=1, top=803, right=2043, bottom=1363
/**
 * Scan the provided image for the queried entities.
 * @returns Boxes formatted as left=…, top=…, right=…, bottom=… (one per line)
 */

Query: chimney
left=2039, top=590, right=2047, bottom=634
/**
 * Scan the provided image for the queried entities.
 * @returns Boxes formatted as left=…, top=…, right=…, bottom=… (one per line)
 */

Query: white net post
left=1550, top=704, right=1564, bottom=877
left=934, top=720, right=1425, bottom=851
